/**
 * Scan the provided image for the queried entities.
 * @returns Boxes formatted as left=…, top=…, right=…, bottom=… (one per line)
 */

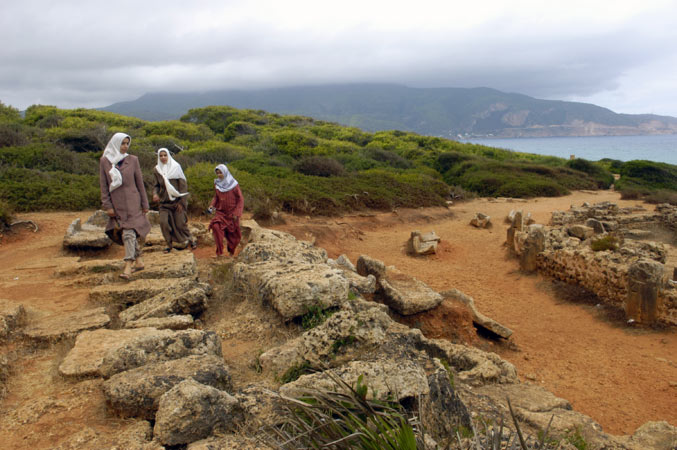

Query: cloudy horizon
left=2, top=0, right=676, bottom=116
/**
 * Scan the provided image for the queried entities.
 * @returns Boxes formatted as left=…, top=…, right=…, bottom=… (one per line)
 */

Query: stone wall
left=510, top=203, right=677, bottom=327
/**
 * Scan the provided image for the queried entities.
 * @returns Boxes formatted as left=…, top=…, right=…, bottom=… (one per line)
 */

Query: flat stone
left=23, top=307, right=110, bottom=343
left=103, top=354, right=231, bottom=419
left=407, top=230, right=441, bottom=255
left=119, top=285, right=209, bottom=324
left=59, top=328, right=222, bottom=378
left=62, top=215, right=112, bottom=250
left=56, top=251, right=197, bottom=281
left=0, top=299, right=26, bottom=341
left=441, top=289, right=513, bottom=339
left=124, top=315, right=194, bottom=330
left=89, top=277, right=197, bottom=306
left=379, top=266, right=443, bottom=315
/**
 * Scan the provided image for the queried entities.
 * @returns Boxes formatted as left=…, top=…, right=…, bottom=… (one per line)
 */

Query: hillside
left=101, top=84, right=677, bottom=138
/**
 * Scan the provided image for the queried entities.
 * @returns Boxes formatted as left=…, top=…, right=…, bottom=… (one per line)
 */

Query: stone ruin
left=507, top=201, right=677, bottom=327
left=1, top=216, right=674, bottom=448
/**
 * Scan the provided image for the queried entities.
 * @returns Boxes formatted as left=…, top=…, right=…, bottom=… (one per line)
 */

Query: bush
left=0, top=123, right=28, bottom=148
left=591, top=234, right=621, bottom=252
left=295, top=156, right=345, bottom=177
left=0, top=199, right=13, bottom=229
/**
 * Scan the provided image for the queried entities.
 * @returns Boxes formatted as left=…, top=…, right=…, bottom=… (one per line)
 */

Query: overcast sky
left=2, top=0, right=676, bottom=116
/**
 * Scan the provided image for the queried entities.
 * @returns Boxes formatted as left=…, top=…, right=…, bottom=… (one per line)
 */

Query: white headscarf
left=155, top=148, right=189, bottom=201
left=103, top=132, right=130, bottom=192
left=214, top=163, right=238, bottom=193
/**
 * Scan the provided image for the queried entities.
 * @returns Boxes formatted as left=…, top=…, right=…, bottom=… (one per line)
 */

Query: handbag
left=106, top=217, right=124, bottom=246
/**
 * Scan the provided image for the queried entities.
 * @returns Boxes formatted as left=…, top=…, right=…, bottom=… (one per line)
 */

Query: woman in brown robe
left=208, top=164, right=244, bottom=258
left=99, top=133, right=151, bottom=279
left=152, top=148, right=196, bottom=252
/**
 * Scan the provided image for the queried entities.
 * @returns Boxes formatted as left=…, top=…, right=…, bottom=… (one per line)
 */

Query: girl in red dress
left=208, top=164, right=244, bottom=257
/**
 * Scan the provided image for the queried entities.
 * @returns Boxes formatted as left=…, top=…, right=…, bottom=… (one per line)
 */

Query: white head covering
left=103, top=132, right=130, bottom=192
left=214, top=163, right=238, bottom=193
left=155, top=148, right=189, bottom=201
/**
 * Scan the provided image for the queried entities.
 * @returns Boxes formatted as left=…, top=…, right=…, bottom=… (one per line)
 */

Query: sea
left=464, top=134, right=677, bottom=166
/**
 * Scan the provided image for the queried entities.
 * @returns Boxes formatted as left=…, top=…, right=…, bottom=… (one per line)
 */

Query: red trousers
left=208, top=214, right=241, bottom=256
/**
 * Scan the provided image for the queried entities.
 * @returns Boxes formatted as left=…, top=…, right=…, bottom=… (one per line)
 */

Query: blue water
left=465, top=134, right=677, bottom=166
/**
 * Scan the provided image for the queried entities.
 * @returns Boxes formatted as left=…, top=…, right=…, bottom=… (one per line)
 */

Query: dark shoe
left=163, top=247, right=172, bottom=253
left=132, top=266, right=145, bottom=273
left=190, top=241, right=198, bottom=250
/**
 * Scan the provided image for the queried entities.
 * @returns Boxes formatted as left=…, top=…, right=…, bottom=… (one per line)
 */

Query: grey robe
left=153, top=170, right=193, bottom=247
left=99, top=154, right=151, bottom=238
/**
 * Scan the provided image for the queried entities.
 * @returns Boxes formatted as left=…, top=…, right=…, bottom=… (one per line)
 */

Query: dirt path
left=1, top=191, right=675, bottom=441
left=272, top=190, right=677, bottom=436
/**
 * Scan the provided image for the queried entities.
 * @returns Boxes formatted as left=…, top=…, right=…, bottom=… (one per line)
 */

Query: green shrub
left=295, top=156, right=345, bottom=177
left=0, top=123, right=29, bottom=148
left=590, top=234, right=621, bottom=252
left=299, top=305, right=336, bottom=330
left=0, top=199, right=13, bottom=229
left=279, top=360, right=313, bottom=384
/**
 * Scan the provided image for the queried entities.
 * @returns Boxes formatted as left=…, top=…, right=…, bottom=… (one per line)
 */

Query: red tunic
left=208, top=185, right=244, bottom=256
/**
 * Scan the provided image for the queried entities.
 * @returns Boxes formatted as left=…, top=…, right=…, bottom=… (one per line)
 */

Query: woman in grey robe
left=99, top=133, right=151, bottom=279
left=152, top=148, right=196, bottom=252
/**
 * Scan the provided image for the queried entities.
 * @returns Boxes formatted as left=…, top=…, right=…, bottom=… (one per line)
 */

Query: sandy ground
left=0, top=189, right=675, bottom=445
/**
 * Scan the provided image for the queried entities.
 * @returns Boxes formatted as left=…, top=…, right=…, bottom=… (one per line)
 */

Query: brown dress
left=153, top=171, right=194, bottom=248
left=99, top=154, right=151, bottom=238
left=208, top=185, right=244, bottom=256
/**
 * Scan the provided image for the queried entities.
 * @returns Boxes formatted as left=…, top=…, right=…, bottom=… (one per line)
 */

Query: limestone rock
left=420, top=365, right=472, bottom=446
left=585, top=218, right=606, bottom=234
left=119, top=285, right=209, bottom=324
left=89, top=277, right=197, bottom=306
left=356, top=254, right=386, bottom=280
left=56, top=251, right=197, bottom=281
left=188, top=435, right=272, bottom=449
left=124, top=315, right=194, bottom=330
left=0, top=300, right=26, bottom=341
left=240, top=227, right=327, bottom=264
left=335, top=254, right=357, bottom=272
left=62, top=211, right=112, bottom=250
left=103, top=354, right=232, bottom=419
left=280, top=359, right=430, bottom=402
left=622, top=421, right=677, bottom=450
left=23, top=307, right=110, bottom=343
left=379, top=266, right=443, bottom=315
left=407, top=230, right=441, bottom=256
left=153, top=379, right=240, bottom=446
left=232, top=261, right=349, bottom=320
left=327, top=259, right=376, bottom=295
left=470, top=212, right=491, bottom=228
left=567, top=224, right=594, bottom=240
left=441, top=289, right=513, bottom=339
left=59, top=328, right=222, bottom=378
left=234, top=385, right=287, bottom=429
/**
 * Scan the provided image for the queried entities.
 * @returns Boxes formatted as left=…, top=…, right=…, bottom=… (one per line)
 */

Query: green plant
left=439, top=358, right=455, bottom=388
left=263, top=371, right=422, bottom=449
left=590, top=234, right=621, bottom=252
left=300, top=305, right=336, bottom=330
left=279, top=360, right=313, bottom=384
left=564, top=426, right=588, bottom=450
left=330, top=335, right=357, bottom=356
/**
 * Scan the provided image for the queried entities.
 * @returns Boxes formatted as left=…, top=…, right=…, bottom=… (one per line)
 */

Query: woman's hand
left=106, top=209, right=116, bottom=217
left=143, top=209, right=149, bottom=214
left=152, top=194, right=160, bottom=203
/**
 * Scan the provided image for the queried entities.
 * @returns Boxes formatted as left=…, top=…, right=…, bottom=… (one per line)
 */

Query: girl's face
left=159, top=151, right=169, bottom=164
left=215, top=169, right=224, bottom=180
left=120, top=137, right=130, bottom=154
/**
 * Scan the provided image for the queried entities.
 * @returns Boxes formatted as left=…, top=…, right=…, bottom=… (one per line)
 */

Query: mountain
left=101, top=84, right=677, bottom=138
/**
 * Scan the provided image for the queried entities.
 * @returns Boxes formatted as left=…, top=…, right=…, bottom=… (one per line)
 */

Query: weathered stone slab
left=23, top=307, right=110, bottom=343
left=119, top=285, right=209, bottom=324
left=124, top=315, right=194, bottom=330
left=56, top=251, right=197, bottom=281
left=379, top=267, right=443, bottom=315
left=441, top=289, right=513, bottom=339
left=0, top=300, right=26, bottom=341
left=407, top=230, right=441, bottom=256
left=280, top=359, right=429, bottom=402
left=153, top=379, right=239, bottom=446
left=567, top=224, right=594, bottom=240
left=356, top=254, right=386, bottom=280
left=89, top=277, right=197, bottom=306
left=232, top=261, right=349, bottom=320
left=327, top=259, right=376, bottom=295
left=59, top=328, right=222, bottom=378
left=63, top=211, right=113, bottom=250
left=470, top=212, right=491, bottom=228
left=103, top=354, right=231, bottom=419
left=239, top=227, right=327, bottom=264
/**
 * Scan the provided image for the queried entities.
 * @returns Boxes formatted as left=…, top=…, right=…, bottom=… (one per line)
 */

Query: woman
left=152, top=148, right=197, bottom=253
left=99, top=133, right=151, bottom=279
left=208, top=164, right=244, bottom=258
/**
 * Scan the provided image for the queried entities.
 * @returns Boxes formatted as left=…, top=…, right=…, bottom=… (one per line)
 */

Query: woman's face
left=159, top=151, right=169, bottom=164
left=215, top=169, right=224, bottom=180
left=120, top=137, right=130, bottom=154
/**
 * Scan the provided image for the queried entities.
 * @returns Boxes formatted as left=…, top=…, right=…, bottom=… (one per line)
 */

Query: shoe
left=163, top=247, right=172, bottom=253
left=190, top=241, right=198, bottom=250
left=132, top=266, right=145, bottom=273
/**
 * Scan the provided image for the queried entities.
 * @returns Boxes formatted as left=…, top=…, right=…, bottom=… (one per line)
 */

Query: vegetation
left=3, top=101, right=668, bottom=215
left=590, top=234, right=622, bottom=252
